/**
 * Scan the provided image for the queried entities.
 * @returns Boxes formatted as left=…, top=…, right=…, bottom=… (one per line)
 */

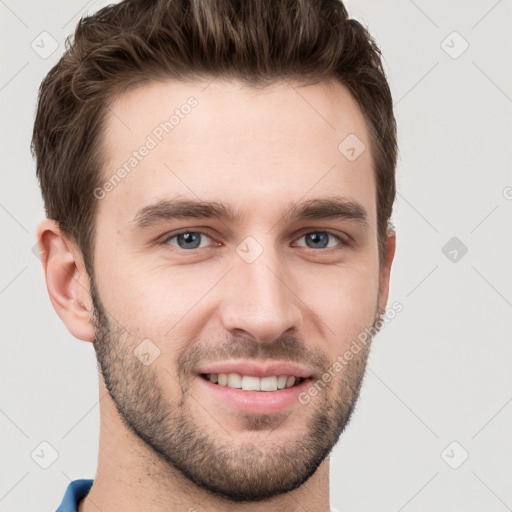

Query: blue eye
left=295, top=231, right=343, bottom=249
left=164, top=231, right=212, bottom=250
left=161, top=230, right=345, bottom=252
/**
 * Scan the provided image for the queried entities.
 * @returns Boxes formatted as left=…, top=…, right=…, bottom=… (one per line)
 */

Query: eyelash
left=159, top=229, right=348, bottom=252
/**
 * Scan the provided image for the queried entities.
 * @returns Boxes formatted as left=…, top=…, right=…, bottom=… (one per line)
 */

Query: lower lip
left=195, top=375, right=312, bottom=414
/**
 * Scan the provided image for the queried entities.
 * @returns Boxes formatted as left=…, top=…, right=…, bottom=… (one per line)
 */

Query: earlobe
left=36, top=219, right=95, bottom=343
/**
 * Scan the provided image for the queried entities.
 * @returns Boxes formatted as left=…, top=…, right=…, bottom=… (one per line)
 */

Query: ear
left=378, top=228, right=396, bottom=315
left=36, top=219, right=95, bottom=342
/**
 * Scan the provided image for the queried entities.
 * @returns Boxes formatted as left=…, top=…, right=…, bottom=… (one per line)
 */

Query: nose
left=218, top=241, right=303, bottom=344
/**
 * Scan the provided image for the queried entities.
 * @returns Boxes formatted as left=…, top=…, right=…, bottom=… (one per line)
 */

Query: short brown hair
left=32, top=0, right=397, bottom=274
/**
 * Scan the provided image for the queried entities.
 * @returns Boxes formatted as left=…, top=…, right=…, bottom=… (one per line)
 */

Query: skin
left=37, top=78, right=395, bottom=512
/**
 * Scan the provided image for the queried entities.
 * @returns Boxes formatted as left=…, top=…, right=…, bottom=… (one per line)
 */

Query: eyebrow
left=131, top=197, right=369, bottom=230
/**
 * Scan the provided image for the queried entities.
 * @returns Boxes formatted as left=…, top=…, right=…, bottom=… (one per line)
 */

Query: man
left=32, top=0, right=397, bottom=510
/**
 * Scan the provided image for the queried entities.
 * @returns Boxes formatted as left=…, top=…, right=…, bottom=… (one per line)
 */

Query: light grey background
left=1, top=1, right=511, bottom=511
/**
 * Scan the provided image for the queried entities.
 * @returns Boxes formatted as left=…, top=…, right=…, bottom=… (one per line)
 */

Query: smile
left=200, top=373, right=306, bottom=391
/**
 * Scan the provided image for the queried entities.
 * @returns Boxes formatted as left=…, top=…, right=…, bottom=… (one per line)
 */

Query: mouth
left=199, top=372, right=308, bottom=391
left=195, top=371, right=314, bottom=415
left=193, top=361, right=316, bottom=414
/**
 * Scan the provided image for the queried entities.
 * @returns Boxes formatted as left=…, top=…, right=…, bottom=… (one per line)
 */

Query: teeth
left=228, top=373, right=242, bottom=388
left=207, top=373, right=301, bottom=391
left=260, top=376, right=277, bottom=391
left=277, top=375, right=288, bottom=389
left=242, top=375, right=260, bottom=391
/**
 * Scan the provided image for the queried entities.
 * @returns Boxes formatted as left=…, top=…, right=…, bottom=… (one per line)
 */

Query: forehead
left=98, top=78, right=376, bottom=229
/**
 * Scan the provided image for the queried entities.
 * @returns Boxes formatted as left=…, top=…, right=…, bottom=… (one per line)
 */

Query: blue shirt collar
left=56, top=479, right=93, bottom=512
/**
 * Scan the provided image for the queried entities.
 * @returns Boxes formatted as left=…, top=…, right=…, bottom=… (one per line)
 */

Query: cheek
left=300, top=263, right=379, bottom=346
left=100, top=260, right=218, bottom=338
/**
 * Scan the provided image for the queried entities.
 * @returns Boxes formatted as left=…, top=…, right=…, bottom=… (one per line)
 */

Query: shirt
left=56, top=479, right=94, bottom=512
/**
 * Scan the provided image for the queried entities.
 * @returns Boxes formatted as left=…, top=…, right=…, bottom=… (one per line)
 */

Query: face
left=89, top=79, right=391, bottom=501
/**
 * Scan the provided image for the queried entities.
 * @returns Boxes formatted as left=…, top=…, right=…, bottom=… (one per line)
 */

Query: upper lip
left=195, top=360, right=314, bottom=379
